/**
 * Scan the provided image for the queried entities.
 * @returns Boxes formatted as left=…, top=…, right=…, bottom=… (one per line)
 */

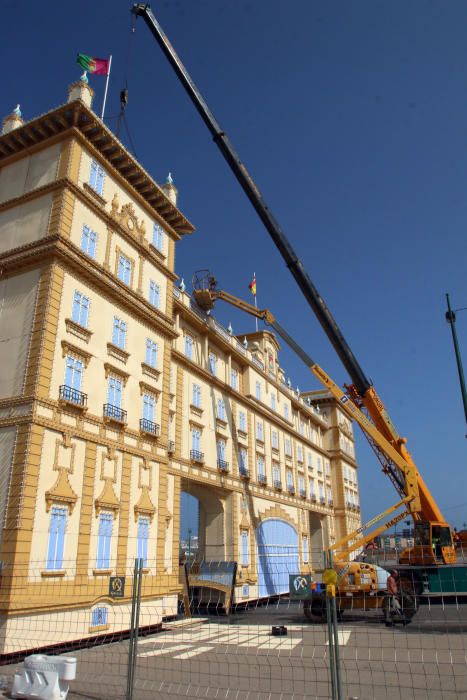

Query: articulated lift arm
left=134, top=3, right=454, bottom=561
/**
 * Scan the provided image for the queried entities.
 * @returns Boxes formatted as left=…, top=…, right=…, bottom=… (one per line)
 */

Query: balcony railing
left=239, top=466, right=250, bottom=479
left=287, top=484, right=295, bottom=495
left=311, top=494, right=317, bottom=502
left=139, top=418, right=160, bottom=436
left=217, top=459, right=229, bottom=473
left=299, top=489, right=306, bottom=498
left=274, top=479, right=282, bottom=490
left=328, top=499, right=334, bottom=507
left=103, top=403, right=127, bottom=424
left=168, top=440, right=175, bottom=453
left=320, top=496, right=326, bottom=505
left=190, top=449, right=204, bottom=463
left=59, top=385, right=87, bottom=407
left=258, top=474, right=267, bottom=485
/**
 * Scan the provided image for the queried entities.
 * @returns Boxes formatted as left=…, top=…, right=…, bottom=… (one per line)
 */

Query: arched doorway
left=256, top=519, right=299, bottom=598
left=180, top=481, right=229, bottom=562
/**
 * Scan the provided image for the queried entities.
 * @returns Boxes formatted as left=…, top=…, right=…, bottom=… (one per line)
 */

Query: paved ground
left=3, top=601, right=467, bottom=700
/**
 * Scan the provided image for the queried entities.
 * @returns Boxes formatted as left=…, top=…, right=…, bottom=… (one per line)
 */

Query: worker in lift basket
left=384, top=570, right=401, bottom=626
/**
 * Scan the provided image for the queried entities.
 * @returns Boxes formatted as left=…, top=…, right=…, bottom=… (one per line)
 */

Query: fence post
left=126, top=558, right=143, bottom=700
left=324, top=551, right=338, bottom=700
left=328, top=550, right=344, bottom=700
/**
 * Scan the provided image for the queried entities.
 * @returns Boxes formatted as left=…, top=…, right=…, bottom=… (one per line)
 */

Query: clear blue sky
left=5, top=1, right=467, bottom=530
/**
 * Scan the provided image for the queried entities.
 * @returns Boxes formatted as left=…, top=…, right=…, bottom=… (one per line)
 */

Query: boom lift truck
left=133, top=3, right=467, bottom=616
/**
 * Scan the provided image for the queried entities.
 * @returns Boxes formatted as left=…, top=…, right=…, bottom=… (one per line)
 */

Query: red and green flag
left=77, top=53, right=110, bottom=76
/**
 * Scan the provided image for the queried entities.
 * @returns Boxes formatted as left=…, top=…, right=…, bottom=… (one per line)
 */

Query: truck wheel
left=304, top=595, right=327, bottom=623
left=400, top=591, right=417, bottom=620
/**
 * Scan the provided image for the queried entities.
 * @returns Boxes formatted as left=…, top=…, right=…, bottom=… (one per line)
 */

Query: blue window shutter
left=143, top=394, right=155, bottom=421
left=89, top=230, right=96, bottom=258
left=89, top=160, right=98, bottom=189
left=96, top=166, right=104, bottom=195
left=137, top=517, right=149, bottom=565
left=47, top=508, right=67, bottom=570
left=97, top=513, right=113, bottom=569
left=241, top=532, right=248, bottom=565
left=108, top=377, right=122, bottom=408
left=81, top=295, right=90, bottom=327
left=92, top=607, right=108, bottom=627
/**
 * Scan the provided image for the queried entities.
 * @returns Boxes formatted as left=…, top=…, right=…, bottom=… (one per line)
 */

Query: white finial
left=13, top=104, right=21, bottom=117
left=227, top=322, right=233, bottom=335
left=80, top=71, right=89, bottom=84
left=179, top=277, right=186, bottom=293
left=243, top=336, right=248, bottom=349
left=296, top=386, right=300, bottom=396
left=166, top=172, right=174, bottom=184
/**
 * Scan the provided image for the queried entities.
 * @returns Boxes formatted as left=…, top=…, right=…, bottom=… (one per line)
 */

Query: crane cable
left=115, top=11, right=138, bottom=158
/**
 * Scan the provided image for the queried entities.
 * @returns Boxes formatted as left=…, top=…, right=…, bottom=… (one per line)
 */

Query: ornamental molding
left=134, top=486, right=156, bottom=522
left=95, top=478, right=120, bottom=516
left=104, top=362, right=130, bottom=384
left=110, top=193, right=147, bottom=242
left=45, top=468, right=78, bottom=513
left=254, top=504, right=297, bottom=530
left=61, top=340, right=92, bottom=366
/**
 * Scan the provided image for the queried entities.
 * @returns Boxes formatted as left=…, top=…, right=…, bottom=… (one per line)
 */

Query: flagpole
left=101, top=55, right=112, bottom=120
left=253, top=271, right=258, bottom=332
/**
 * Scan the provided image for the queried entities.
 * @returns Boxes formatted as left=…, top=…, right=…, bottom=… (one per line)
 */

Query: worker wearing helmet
left=384, top=570, right=400, bottom=626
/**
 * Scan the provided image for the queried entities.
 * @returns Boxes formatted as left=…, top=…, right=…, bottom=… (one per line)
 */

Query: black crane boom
left=131, top=2, right=371, bottom=397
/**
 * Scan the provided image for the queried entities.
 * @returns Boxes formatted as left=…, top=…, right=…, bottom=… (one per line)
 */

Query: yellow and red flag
left=248, top=274, right=257, bottom=297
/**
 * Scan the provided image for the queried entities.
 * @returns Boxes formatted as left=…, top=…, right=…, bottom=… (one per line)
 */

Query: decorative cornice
left=0, top=233, right=179, bottom=341
left=0, top=102, right=195, bottom=236
left=0, top=176, right=179, bottom=284
left=104, top=362, right=130, bottom=384
left=61, top=340, right=92, bottom=366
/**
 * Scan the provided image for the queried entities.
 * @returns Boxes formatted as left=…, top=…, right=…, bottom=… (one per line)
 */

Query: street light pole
left=445, top=293, right=467, bottom=436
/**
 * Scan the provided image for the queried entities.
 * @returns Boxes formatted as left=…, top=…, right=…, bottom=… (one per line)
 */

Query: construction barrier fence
left=0, top=549, right=466, bottom=700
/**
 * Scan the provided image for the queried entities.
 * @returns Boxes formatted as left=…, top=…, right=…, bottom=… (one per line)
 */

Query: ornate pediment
left=95, top=478, right=120, bottom=515
left=134, top=486, right=156, bottom=522
left=45, top=468, right=78, bottom=513
left=110, top=193, right=146, bottom=240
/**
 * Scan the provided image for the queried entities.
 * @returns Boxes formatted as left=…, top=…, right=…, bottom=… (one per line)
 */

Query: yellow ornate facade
left=0, top=82, right=361, bottom=653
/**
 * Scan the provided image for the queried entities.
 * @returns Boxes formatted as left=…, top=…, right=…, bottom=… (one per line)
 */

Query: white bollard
left=12, top=654, right=77, bottom=700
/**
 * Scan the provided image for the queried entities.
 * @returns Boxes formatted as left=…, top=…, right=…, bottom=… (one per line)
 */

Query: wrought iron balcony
left=59, top=385, right=87, bottom=407
left=168, top=440, right=175, bottom=453
left=287, top=484, right=296, bottom=495
left=103, top=403, right=127, bottom=423
left=139, top=418, right=160, bottom=436
left=274, top=479, right=282, bottom=490
left=239, top=466, right=250, bottom=479
left=299, top=488, right=307, bottom=498
left=320, top=496, right=326, bottom=505
left=328, top=499, right=334, bottom=507
left=258, top=474, right=267, bottom=485
left=311, top=494, right=317, bottom=502
left=217, top=459, right=229, bottom=473
left=190, top=449, right=204, bottom=463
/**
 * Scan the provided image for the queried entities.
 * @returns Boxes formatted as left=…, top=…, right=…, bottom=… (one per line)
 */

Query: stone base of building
left=0, top=594, right=178, bottom=657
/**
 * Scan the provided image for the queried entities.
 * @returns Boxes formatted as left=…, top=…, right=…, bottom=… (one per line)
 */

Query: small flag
left=77, top=53, right=110, bottom=76
left=248, top=275, right=257, bottom=297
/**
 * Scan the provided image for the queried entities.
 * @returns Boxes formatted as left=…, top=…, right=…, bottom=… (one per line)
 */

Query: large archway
left=180, top=480, right=230, bottom=562
left=256, top=519, right=299, bottom=598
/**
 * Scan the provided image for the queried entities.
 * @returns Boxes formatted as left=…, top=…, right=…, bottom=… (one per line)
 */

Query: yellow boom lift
left=133, top=3, right=464, bottom=618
